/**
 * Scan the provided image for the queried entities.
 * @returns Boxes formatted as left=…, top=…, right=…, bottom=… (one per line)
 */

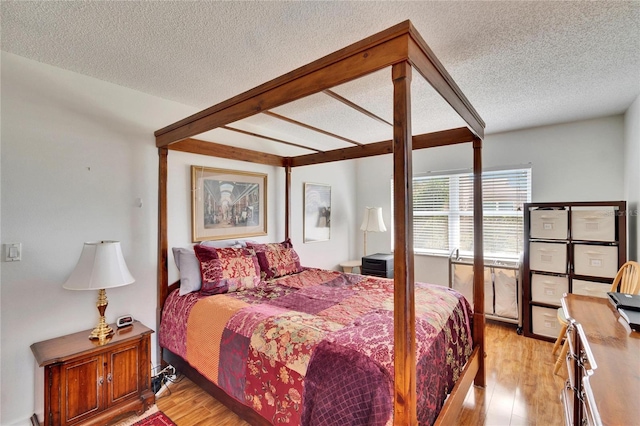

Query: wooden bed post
left=285, top=162, right=291, bottom=240
left=157, top=147, right=169, bottom=364
left=472, top=137, right=486, bottom=387
left=392, top=61, right=417, bottom=425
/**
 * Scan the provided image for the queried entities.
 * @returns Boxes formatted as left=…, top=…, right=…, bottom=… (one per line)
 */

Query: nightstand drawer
left=362, top=253, right=393, bottom=278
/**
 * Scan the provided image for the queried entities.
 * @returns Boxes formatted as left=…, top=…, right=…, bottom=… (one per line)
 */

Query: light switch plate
left=4, top=243, right=22, bottom=261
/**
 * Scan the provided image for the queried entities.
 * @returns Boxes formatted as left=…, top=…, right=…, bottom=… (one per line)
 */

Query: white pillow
left=172, top=247, right=202, bottom=295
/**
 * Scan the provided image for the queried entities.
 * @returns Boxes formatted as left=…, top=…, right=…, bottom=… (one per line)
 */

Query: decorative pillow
left=172, top=247, right=202, bottom=296
left=246, top=239, right=303, bottom=280
left=193, top=245, right=261, bottom=295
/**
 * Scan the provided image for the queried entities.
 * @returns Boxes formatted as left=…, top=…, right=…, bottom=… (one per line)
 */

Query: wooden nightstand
left=31, top=321, right=154, bottom=426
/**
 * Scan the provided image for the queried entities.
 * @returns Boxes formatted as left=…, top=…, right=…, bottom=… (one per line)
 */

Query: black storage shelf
left=362, top=253, right=394, bottom=278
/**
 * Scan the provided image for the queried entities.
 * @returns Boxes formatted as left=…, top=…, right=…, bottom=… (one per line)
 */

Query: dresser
left=560, top=294, right=640, bottom=425
left=361, top=253, right=394, bottom=278
left=31, top=321, right=154, bottom=426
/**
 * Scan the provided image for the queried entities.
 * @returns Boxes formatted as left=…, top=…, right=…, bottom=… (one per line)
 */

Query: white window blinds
left=392, top=167, right=531, bottom=259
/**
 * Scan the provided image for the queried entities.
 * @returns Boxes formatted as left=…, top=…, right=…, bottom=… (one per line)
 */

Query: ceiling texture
left=1, top=1, right=639, bottom=155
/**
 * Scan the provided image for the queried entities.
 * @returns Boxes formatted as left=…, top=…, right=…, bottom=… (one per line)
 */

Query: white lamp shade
left=63, top=241, right=135, bottom=290
left=360, top=207, right=387, bottom=233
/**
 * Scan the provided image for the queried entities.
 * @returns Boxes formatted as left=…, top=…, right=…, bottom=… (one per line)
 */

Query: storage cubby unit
left=523, top=201, right=627, bottom=341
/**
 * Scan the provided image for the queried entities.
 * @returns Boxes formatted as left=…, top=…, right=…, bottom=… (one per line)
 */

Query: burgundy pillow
left=193, top=245, right=261, bottom=295
left=246, top=239, right=303, bottom=280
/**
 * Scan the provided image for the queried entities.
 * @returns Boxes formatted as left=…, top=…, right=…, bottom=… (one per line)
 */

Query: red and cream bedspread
left=159, top=268, right=473, bottom=425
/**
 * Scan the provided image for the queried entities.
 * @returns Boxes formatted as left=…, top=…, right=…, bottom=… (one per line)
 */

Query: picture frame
left=303, top=182, right=331, bottom=243
left=191, top=166, right=267, bottom=242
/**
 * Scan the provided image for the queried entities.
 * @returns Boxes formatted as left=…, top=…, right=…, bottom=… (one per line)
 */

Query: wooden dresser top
left=563, top=294, right=640, bottom=425
left=30, top=320, right=153, bottom=367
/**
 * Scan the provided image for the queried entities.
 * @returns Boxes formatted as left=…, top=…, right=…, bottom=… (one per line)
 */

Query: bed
left=155, top=20, right=486, bottom=425
left=160, top=242, right=473, bottom=425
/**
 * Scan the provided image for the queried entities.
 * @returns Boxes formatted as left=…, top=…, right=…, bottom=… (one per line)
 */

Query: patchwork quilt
left=159, top=268, right=473, bottom=425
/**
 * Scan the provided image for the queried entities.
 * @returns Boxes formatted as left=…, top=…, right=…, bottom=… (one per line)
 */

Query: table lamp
left=360, top=207, right=387, bottom=256
left=63, top=241, right=135, bottom=341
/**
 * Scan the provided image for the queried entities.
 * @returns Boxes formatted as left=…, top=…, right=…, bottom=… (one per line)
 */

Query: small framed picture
left=304, top=182, right=331, bottom=243
left=191, top=166, right=267, bottom=242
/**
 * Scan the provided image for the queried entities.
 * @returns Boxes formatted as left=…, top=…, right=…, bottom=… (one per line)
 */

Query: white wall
left=624, top=94, right=640, bottom=260
left=0, top=53, right=356, bottom=425
left=0, top=52, right=186, bottom=425
left=356, top=116, right=626, bottom=286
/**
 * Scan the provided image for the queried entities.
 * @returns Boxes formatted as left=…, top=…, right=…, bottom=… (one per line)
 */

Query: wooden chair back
left=610, top=261, right=640, bottom=295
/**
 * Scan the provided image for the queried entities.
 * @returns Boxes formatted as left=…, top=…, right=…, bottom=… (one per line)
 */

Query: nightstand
left=339, top=260, right=362, bottom=273
left=30, top=321, right=154, bottom=426
left=362, top=253, right=394, bottom=278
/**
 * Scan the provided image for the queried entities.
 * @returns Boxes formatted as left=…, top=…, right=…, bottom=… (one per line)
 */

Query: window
left=391, top=167, right=531, bottom=259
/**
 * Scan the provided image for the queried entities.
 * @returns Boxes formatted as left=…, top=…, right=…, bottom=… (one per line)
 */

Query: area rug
left=130, top=410, right=176, bottom=426
left=111, top=405, right=176, bottom=426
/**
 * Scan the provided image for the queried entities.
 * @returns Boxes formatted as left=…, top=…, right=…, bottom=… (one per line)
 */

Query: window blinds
left=392, top=167, right=531, bottom=258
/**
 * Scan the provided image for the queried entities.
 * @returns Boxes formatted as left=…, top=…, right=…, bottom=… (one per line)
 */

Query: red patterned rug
left=131, top=411, right=176, bottom=426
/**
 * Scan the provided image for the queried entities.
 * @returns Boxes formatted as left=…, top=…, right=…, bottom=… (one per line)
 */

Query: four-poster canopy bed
left=155, top=20, right=486, bottom=425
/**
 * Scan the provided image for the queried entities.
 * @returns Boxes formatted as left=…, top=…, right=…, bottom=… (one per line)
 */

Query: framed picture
left=191, top=166, right=267, bottom=242
left=304, top=182, right=331, bottom=243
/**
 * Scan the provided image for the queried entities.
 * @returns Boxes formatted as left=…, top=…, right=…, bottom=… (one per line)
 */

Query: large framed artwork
left=304, top=182, right=331, bottom=243
left=191, top=166, right=267, bottom=242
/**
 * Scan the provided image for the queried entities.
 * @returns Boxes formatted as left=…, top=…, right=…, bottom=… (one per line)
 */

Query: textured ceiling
left=2, top=1, right=639, bottom=153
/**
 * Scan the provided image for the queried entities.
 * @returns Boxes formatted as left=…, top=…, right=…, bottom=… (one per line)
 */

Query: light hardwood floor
left=157, top=321, right=566, bottom=425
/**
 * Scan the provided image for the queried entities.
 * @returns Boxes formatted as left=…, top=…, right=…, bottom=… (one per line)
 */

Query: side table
left=31, top=320, right=154, bottom=426
left=339, top=260, right=362, bottom=273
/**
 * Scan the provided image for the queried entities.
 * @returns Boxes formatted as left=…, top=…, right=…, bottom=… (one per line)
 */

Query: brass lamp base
left=89, top=288, right=114, bottom=342
left=88, top=319, right=114, bottom=340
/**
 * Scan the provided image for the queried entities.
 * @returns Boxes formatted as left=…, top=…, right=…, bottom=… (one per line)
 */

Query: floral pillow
left=246, top=239, right=303, bottom=280
left=193, top=245, right=261, bottom=295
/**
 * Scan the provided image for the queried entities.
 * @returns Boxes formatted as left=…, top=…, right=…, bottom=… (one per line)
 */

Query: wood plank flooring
left=454, top=321, right=565, bottom=425
left=157, top=321, right=565, bottom=425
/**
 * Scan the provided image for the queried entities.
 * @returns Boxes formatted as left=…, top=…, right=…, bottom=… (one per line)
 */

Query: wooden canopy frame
left=155, top=20, right=485, bottom=425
